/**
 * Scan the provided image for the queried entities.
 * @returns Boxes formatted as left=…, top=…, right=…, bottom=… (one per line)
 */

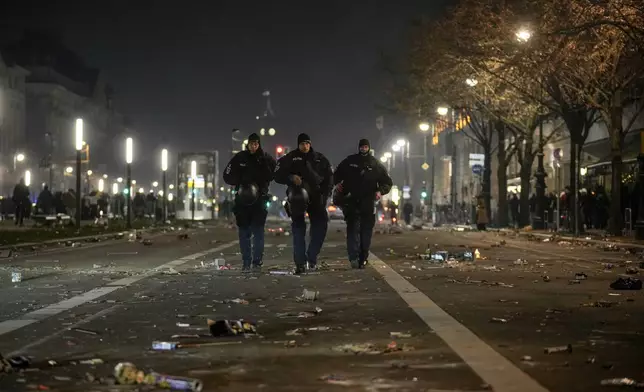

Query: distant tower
left=259, top=90, right=277, bottom=137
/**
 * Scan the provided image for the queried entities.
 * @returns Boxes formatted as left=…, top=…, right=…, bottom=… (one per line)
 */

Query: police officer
left=334, top=138, right=392, bottom=269
left=274, top=133, right=333, bottom=274
left=223, top=133, right=277, bottom=271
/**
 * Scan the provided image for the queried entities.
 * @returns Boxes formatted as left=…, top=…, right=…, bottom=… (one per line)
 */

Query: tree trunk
left=496, top=122, right=509, bottom=227
left=497, top=161, right=509, bottom=227
left=608, top=104, right=624, bottom=235
left=519, top=162, right=532, bottom=227
left=568, top=142, right=578, bottom=234
left=483, top=144, right=492, bottom=224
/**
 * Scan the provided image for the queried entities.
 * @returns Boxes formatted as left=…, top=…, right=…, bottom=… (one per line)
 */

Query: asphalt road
left=0, top=222, right=642, bottom=391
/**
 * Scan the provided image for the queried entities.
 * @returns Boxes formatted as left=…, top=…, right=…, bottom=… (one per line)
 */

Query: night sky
left=2, top=0, right=450, bottom=181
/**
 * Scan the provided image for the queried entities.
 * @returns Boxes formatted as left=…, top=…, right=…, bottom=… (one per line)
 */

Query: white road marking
left=8, top=305, right=122, bottom=356
left=369, top=252, right=549, bottom=392
left=277, top=244, right=287, bottom=249
left=0, top=240, right=237, bottom=337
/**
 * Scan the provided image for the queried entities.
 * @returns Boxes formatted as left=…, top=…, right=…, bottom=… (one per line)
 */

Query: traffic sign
left=472, top=164, right=483, bottom=175
left=421, top=162, right=429, bottom=171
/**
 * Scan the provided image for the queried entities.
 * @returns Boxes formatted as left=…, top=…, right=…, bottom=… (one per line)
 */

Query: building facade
left=0, top=51, right=29, bottom=195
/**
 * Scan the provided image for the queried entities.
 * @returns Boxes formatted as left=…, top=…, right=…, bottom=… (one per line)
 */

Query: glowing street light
left=260, top=128, right=266, bottom=136
left=437, top=106, right=449, bottom=116
left=125, top=137, right=133, bottom=229
left=466, top=78, right=478, bottom=87
left=112, top=183, right=119, bottom=195
left=268, top=128, right=276, bottom=136
left=169, top=184, right=175, bottom=190
left=74, top=118, right=83, bottom=228
left=139, top=187, right=145, bottom=194
left=103, top=174, right=108, bottom=179
left=380, top=156, right=388, bottom=163
left=419, top=122, right=430, bottom=132
left=384, top=152, right=392, bottom=158
left=117, top=177, right=123, bottom=183
left=168, top=193, right=174, bottom=201
left=87, top=170, right=93, bottom=176
left=25, top=170, right=31, bottom=186
left=396, top=139, right=406, bottom=147
left=152, top=181, right=159, bottom=187
left=98, top=178, right=104, bottom=192
left=516, top=29, right=532, bottom=42
left=161, top=148, right=168, bottom=171
left=15, top=153, right=25, bottom=162
left=190, top=160, right=197, bottom=222
left=392, top=144, right=401, bottom=152
left=65, top=166, right=73, bottom=174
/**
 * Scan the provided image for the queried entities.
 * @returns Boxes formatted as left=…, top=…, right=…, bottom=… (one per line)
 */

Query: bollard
left=624, top=208, right=633, bottom=237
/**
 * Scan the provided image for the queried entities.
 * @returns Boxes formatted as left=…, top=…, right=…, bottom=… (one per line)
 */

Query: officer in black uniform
left=274, top=133, right=333, bottom=274
left=333, top=138, right=392, bottom=269
left=223, top=133, right=277, bottom=271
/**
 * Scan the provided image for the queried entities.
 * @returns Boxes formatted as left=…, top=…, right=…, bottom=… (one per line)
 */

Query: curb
left=0, top=227, right=158, bottom=251
left=492, top=228, right=644, bottom=249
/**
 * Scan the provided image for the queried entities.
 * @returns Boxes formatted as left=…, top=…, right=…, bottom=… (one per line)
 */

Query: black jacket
left=223, top=148, right=277, bottom=196
left=333, top=153, right=392, bottom=207
left=274, top=148, right=333, bottom=203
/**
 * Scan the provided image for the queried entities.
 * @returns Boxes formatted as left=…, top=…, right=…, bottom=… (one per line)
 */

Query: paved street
left=0, top=223, right=643, bottom=391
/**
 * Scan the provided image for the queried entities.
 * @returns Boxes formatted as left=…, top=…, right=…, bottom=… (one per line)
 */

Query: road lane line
left=8, top=305, right=123, bottom=356
left=0, top=240, right=237, bottom=337
left=369, top=252, right=549, bottom=392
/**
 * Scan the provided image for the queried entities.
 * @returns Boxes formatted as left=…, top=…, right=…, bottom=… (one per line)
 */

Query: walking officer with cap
left=275, top=133, right=333, bottom=274
left=223, top=132, right=277, bottom=271
left=333, top=138, right=392, bottom=269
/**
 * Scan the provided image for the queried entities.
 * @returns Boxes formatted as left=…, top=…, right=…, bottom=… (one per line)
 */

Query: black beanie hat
left=297, top=133, right=311, bottom=145
left=248, top=132, right=260, bottom=145
left=358, top=138, right=370, bottom=148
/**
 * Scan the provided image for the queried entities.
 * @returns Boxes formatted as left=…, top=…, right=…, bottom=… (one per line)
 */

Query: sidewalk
left=494, top=227, right=644, bottom=248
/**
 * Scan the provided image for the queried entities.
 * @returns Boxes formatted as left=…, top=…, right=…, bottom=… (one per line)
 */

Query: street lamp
left=24, top=170, right=31, bottom=187
left=516, top=29, right=532, bottom=42
left=112, top=182, right=118, bottom=195
left=437, top=106, right=449, bottom=116
left=396, top=139, right=406, bottom=147
left=268, top=128, right=276, bottom=136
left=384, top=152, right=392, bottom=158
left=152, top=181, right=159, bottom=187
left=466, top=78, right=478, bottom=87
left=161, top=148, right=168, bottom=222
left=169, top=184, right=175, bottom=190
left=65, top=166, right=73, bottom=174
left=260, top=128, right=266, bottom=136
left=126, top=137, right=133, bottom=229
left=15, top=153, right=25, bottom=162
left=392, top=144, right=401, bottom=152
left=103, top=174, right=108, bottom=179
left=419, top=122, right=430, bottom=132
left=190, top=160, right=197, bottom=222
left=75, top=118, right=83, bottom=228
left=98, top=178, right=104, bottom=192
left=380, top=156, right=388, bottom=163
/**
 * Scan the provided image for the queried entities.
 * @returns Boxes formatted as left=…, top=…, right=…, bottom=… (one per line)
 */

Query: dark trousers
left=291, top=206, right=328, bottom=267
left=234, top=199, right=268, bottom=268
left=15, top=204, right=26, bottom=225
left=346, top=212, right=376, bottom=262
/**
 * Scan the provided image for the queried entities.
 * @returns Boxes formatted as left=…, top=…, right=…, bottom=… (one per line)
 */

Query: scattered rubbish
left=582, top=300, right=615, bottom=308
left=474, top=249, right=481, bottom=259
left=610, top=276, right=642, bottom=290
left=1, top=355, right=30, bottom=372
left=115, top=362, right=203, bottom=391
left=276, top=307, right=323, bottom=318
left=333, top=343, right=387, bottom=355
left=142, top=239, right=153, bottom=246
left=297, top=289, right=319, bottom=301
left=542, top=275, right=551, bottom=282
left=176, top=322, right=190, bottom=328
left=178, top=234, right=189, bottom=240
left=600, top=378, right=636, bottom=387
left=569, top=279, right=582, bottom=285
left=513, top=259, right=528, bottom=265
left=544, top=344, right=572, bottom=354
left=153, top=340, right=241, bottom=350
left=269, top=270, right=293, bottom=276
left=587, top=356, right=596, bottom=364
left=11, top=272, right=21, bottom=283
left=70, top=328, right=99, bottom=335
left=521, top=356, right=532, bottom=362
left=164, top=268, right=180, bottom=275
left=389, top=332, right=411, bottom=338
left=625, top=267, right=639, bottom=275
left=575, top=272, right=588, bottom=280
left=490, top=318, right=508, bottom=323
left=208, top=319, right=257, bottom=337
left=224, top=298, right=249, bottom=305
